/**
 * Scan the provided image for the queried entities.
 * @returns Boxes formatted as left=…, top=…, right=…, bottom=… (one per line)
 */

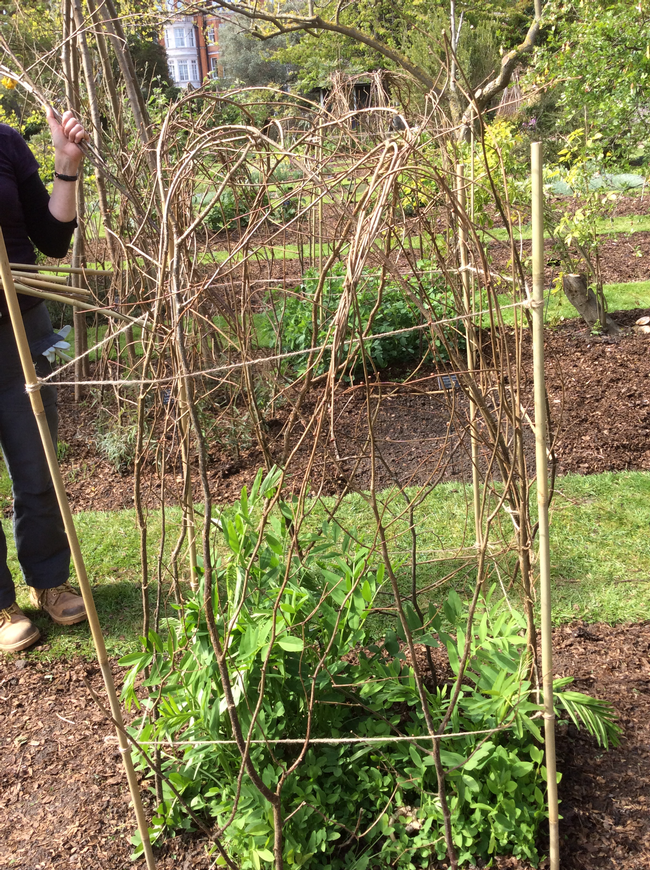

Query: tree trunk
left=562, top=273, right=621, bottom=336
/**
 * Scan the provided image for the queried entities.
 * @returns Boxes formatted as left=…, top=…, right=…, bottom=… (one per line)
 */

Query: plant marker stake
left=531, top=142, right=560, bottom=870
left=0, top=228, right=156, bottom=870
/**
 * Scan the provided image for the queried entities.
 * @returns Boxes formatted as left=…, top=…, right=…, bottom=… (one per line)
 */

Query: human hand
left=46, top=107, right=89, bottom=175
left=43, top=326, right=72, bottom=363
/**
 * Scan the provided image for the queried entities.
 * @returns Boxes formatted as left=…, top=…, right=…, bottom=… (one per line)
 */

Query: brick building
left=196, top=13, right=226, bottom=81
left=162, top=11, right=228, bottom=88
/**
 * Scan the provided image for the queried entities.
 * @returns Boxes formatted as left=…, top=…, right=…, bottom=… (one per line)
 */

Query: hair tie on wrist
left=54, top=171, right=78, bottom=182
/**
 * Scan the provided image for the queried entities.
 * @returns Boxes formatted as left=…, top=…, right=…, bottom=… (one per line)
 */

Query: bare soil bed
left=53, top=303, right=650, bottom=514
left=1, top=622, right=648, bottom=870
left=489, top=232, right=650, bottom=287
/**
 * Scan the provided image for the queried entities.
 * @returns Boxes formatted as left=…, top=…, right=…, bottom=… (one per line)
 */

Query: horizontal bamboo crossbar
left=10, top=270, right=70, bottom=284
left=8, top=262, right=114, bottom=277
left=104, top=718, right=537, bottom=748
left=10, top=282, right=139, bottom=326
left=10, top=275, right=94, bottom=298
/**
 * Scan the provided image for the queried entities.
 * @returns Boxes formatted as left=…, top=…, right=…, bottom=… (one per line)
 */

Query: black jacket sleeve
left=17, top=170, right=77, bottom=259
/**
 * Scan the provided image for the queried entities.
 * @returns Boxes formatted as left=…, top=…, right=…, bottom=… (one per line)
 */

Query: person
left=0, top=108, right=89, bottom=652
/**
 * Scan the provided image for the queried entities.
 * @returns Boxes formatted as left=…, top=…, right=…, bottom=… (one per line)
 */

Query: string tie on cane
left=25, top=381, right=43, bottom=393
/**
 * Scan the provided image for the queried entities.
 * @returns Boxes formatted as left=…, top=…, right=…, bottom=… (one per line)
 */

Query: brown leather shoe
left=0, top=603, right=41, bottom=652
left=31, top=583, right=87, bottom=625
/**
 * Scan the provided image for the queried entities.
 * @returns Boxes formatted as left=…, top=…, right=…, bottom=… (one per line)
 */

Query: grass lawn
left=85, top=209, right=650, bottom=271
left=4, top=470, right=650, bottom=662
left=196, top=211, right=650, bottom=264
left=485, top=280, right=650, bottom=328
left=60, top=279, right=648, bottom=361
left=486, top=211, right=650, bottom=243
left=64, top=322, right=145, bottom=362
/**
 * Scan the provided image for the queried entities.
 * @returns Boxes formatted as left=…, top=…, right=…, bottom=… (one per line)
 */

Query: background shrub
left=279, top=264, right=461, bottom=376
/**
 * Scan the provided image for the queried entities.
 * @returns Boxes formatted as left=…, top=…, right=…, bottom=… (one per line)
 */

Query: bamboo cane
left=170, top=291, right=198, bottom=591
left=10, top=281, right=98, bottom=308
left=456, top=164, right=482, bottom=552
left=9, top=262, right=114, bottom=277
left=63, top=0, right=83, bottom=403
left=0, top=228, right=156, bottom=869
left=531, top=142, right=560, bottom=870
left=9, top=281, right=138, bottom=326
left=318, top=122, right=324, bottom=274
left=10, top=270, right=71, bottom=284
left=12, top=275, right=94, bottom=297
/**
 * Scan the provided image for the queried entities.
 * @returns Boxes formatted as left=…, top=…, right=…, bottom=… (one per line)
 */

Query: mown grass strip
left=486, top=280, right=650, bottom=328
left=5, top=470, right=650, bottom=661
left=79, top=211, right=650, bottom=276
left=485, top=212, right=650, bottom=243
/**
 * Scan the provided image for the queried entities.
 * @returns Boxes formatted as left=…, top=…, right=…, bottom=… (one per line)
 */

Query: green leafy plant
left=457, top=118, right=531, bottom=231
left=533, top=0, right=650, bottom=166
left=205, top=187, right=253, bottom=233
left=94, top=419, right=139, bottom=473
left=205, top=167, right=299, bottom=234
left=279, top=263, right=459, bottom=376
left=122, top=471, right=620, bottom=868
left=56, top=440, right=71, bottom=463
left=553, top=677, right=620, bottom=750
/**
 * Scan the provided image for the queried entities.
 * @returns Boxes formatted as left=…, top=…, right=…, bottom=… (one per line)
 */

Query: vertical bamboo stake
left=0, top=230, right=156, bottom=870
left=177, top=375, right=198, bottom=591
left=92, top=0, right=155, bottom=173
left=62, top=0, right=85, bottom=400
left=74, top=0, right=126, bottom=371
left=456, top=165, right=481, bottom=549
left=318, top=122, right=324, bottom=274
left=531, top=142, right=560, bottom=870
left=169, top=249, right=198, bottom=591
left=70, top=30, right=88, bottom=381
left=308, top=178, right=314, bottom=269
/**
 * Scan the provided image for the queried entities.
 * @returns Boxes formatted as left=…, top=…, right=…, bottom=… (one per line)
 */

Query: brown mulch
left=539, top=308, right=650, bottom=475
left=488, top=231, right=650, bottom=288
left=1, top=622, right=649, bottom=869
left=53, top=302, right=650, bottom=515
left=552, top=621, right=650, bottom=869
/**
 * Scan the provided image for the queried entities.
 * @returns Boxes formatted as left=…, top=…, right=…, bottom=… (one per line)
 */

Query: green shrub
left=122, top=470, right=620, bottom=868
left=205, top=187, right=252, bottom=233
left=94, top=416, right=144, bottom=473
left=205, top=177, right=299, bottom=233
left=279, top=264, right=461, bottom=376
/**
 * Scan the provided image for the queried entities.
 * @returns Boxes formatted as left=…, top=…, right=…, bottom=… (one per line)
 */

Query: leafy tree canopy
left=270, top=0, right=534, bottom=95
left=219, top=20, right=296, bottom=87
left=533, top=0, right=650, bottom=159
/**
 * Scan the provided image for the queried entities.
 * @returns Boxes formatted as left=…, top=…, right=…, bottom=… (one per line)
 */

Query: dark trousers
left=0, top=302, right=70, bottom=609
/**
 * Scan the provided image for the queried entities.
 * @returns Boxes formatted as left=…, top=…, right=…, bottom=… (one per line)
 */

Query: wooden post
left=62, top=0, right=84, bottom=402
left=562, top=273, right=620, bottom=336
left=531, top=142, right=560, bottom=870
left=0, top=229, right=156, bottom=870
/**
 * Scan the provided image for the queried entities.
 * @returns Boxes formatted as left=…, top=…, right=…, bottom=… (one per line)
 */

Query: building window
left=210, top=56, right=219, bottom=76
left=168, top=60, right=175, bottom=80
left=173, top=27, right=185, bottom=48
left=178, top=61, right=189, bottom=82
left=187, top=28, right=195, bottom=47
left=164, top=29, right=170, bottom=47
left=206, top=26, right=215, bottom=43
left=190, top=59, right=198, bottom=80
